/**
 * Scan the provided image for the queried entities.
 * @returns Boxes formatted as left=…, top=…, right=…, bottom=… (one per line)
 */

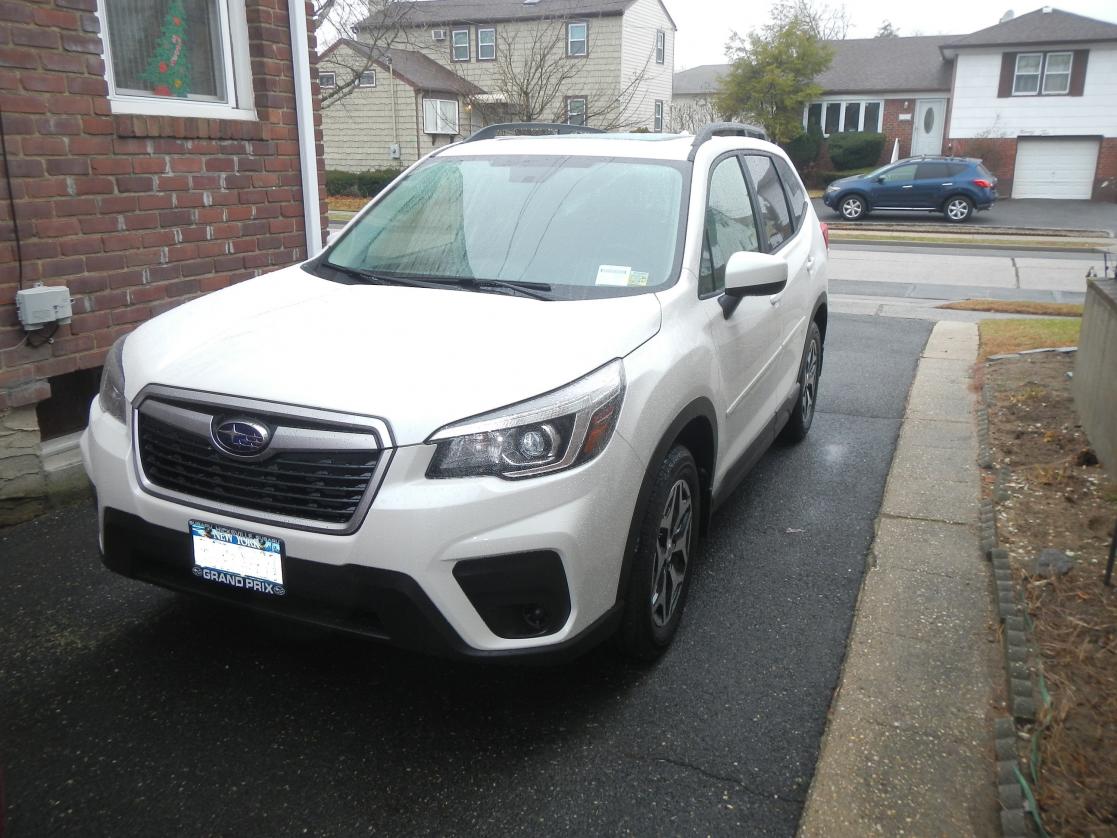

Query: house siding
left=0, top=0, right=327, bottom=523
left=619, top=0, right=674, bottom=129
left=948, top=46, right=1117, bottom=138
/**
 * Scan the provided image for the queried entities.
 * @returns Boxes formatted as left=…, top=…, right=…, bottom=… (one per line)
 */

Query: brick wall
left=945, top=137, right=1018, bottom=195
left=880, top=98, right=915, bottom=162
left=1094, top=138, right=1117, bottom=202
left=0, top=0, right=328, bottom=416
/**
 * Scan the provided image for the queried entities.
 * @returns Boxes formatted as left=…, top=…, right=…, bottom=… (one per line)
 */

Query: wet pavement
left=0, top=313, right=931, bottom=837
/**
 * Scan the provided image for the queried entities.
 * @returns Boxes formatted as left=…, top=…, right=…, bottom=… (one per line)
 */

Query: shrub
left=325, top=168, right=402, bottom=198
left=826, top=132, right=885, bottom=170
left=783, top=127, right=821, bottom=169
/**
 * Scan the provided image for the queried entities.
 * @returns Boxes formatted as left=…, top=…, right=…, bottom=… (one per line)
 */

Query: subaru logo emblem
left=212, top=418, right=271, bottom=457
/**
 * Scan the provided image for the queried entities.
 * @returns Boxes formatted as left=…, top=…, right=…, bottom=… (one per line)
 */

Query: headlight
left=825, top=184, right=839, bottom=192
left=98, top=335, right=128, bottom=423
left=426, top=360, right=625, bottom=480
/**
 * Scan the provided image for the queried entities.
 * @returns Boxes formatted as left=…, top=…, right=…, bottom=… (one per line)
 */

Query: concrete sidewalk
left=799, top=321, right=1001, bottom=836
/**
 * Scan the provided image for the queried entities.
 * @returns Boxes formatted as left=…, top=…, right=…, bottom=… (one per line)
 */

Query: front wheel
left=616, top=445, right=701, bottom=661
left=839, top=195, right=867, bottom=220
left=779, top=321, right=822, bottom=444
left=944, top=196, right=973, bottom=223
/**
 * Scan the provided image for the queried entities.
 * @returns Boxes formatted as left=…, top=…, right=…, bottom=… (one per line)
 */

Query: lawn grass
left=327, top=196, right=370, bottom=212
left=978, top=318, right=1081, bottom=361
left=941, top=299, right=1084, bottom=317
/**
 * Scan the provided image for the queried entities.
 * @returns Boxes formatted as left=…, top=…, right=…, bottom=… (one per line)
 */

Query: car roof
left=435, top=133, right=780, bottom=163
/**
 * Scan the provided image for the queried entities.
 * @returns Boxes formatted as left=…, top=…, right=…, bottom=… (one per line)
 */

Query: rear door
left=911, top=161, right=953, bottom=208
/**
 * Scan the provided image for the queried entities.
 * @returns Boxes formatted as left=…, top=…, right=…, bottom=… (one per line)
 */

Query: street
left=0, top=314, right=931, bottom=837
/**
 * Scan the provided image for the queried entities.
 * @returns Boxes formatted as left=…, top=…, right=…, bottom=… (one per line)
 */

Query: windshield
left=325, top=155, right=687, bottom=299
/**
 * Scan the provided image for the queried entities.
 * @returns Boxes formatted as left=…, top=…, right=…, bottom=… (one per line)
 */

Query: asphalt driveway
left=0, top=314, right=932, bottom=837
left=812, top=196, right=1117, bottom=234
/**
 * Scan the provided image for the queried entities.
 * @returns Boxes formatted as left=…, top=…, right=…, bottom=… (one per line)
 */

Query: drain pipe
left=287, top=0, right=323, bottom=258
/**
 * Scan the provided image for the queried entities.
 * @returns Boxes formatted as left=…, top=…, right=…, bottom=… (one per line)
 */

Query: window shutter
left=1069, top=50, right=1089, bottom=96
left=997, top=52, right=1017, bottom=97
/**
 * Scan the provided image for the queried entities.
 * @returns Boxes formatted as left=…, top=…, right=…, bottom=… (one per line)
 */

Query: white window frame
left=357, top=70, right=376, bottom=88
left=653, top=99, right=663, bottom=131
left=96, top=0, right=256, bottom=121
left=655, top=30, right=665, bottom=64
left=1041, top=51, right=1073, bottom=95
left=567, top=96, right=586, bottom=126
left=319, top=72, right=336, bottom=89
left=1012, top=52, right=1043, bottom=95
left=567, top=22, right=587, bottom=57
left=423, top=98, right=459, bottom=135
left=803, top=99, right=883, bottom=137
left=451, top=28, right=470, bottom=61
left=477, top=27, right=496, bottom=61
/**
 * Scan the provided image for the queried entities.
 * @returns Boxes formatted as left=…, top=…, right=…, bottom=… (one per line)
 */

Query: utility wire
left=0, top=105, right=25, bottom=290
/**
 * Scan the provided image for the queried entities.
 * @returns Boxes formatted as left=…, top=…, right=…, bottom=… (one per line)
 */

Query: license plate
left=190, top=520, right=286, bottom=596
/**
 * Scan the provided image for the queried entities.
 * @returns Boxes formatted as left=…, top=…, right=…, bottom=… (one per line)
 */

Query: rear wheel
left=839, top=195, right=867, bottom=220
left=944, top=196, right=973, bottom=223
left=779, top=321, right=822, bottom=444
left=617, top=445, right=700, bottom=661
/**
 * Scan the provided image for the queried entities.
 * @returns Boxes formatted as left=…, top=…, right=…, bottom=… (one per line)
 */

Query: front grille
left=138, top=413, right=381, bottom=526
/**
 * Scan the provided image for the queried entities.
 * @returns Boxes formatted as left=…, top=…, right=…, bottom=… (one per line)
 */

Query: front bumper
left=82, top=398, right=646, bottom=658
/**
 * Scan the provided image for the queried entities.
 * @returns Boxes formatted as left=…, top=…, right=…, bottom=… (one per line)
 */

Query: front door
left=911, top=99, right=946, bottom=156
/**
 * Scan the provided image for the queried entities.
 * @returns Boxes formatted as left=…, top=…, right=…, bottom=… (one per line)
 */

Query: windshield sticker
left=628, top=271, right=649, bottom=287
left=595, top=265, right=632, bottom=287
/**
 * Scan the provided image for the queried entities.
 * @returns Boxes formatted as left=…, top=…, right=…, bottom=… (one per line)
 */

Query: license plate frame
left=189, top=520, right=286, bottom=597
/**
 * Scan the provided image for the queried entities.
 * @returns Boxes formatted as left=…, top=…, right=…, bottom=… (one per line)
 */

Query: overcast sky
left=671, top=1, right=1117, bottom=70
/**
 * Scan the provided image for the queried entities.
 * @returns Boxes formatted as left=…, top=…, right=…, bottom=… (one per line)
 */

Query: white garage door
left=1013, top=138, right=1100, bottom=199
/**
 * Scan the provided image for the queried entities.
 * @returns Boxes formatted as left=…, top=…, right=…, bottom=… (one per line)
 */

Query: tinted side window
left=947, top=162, right=970, bottom=177
left=773, top=156, right=807, bottom=230
left=743, top=155, right=793, bottom=251
left=880, top=163, right=918, bottom=182
left=699, top=157, right=759, bottom=296
left=915, top=162, right=951, bottom=179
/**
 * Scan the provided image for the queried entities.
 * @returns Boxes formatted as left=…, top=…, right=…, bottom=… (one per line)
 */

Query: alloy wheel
left=651, top=479, right=693, bottom=628
left=802, top=338, right=819, bottom=423
left=946, top=198, right=970, bottom=221
left=841, top=197, right=863, bottom=219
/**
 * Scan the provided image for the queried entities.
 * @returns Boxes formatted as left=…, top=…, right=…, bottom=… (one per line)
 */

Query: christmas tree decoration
left=141, top=0, right=191, bottom=97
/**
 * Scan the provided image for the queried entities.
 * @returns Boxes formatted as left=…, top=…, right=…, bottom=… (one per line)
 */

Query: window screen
left=743, top=156, right=793, bottom=251
left=699, top=157, right=759, bottom=296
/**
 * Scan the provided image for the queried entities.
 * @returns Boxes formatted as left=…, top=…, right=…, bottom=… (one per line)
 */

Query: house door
left=911, top=99, right=946, bottom=156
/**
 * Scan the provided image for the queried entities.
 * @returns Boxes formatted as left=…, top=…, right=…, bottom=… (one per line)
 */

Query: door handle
left=901, top=185, right=913, bottom=189
left=769, top=293, right=783, bottom=306
left=806, top=256, right=815, bottom=268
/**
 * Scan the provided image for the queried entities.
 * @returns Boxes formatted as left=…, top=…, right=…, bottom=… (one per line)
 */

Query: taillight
left=820, top=221, right=830, bottom=249
left=973, top=179, right=992, bottom=188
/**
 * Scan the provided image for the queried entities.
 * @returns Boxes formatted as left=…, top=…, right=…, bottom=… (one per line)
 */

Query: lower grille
left=138, top=413, right=382, bottom=526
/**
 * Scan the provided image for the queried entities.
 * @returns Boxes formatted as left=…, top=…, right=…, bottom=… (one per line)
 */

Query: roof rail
left=462, top=122, right=606, bottom=143
left=687, top=122, right=769, bottom=160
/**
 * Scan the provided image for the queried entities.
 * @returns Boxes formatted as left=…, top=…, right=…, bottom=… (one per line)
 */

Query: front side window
left=568, top=22, right=588, bottom=57
left=655, top=30, right=665, bottom=64
left=700, top=157, right=759, bottom=296
left=477, top=27, right=496, bottom=60
left=451, top=28, right=470, bottom=61
left=742, top=156, right=793, bottom=251
left=99, top=0, right=253, bottom=118
left=423, top=98, right=459, bottom=134
left=1042, top=52, right=1072, bottom=94
left=567, top=97, right=586, bottom=126
left=880, top=162, right=918, bottom=182
left=653, top=100, right=663, bottom=131
left=358, top=70, right=376, bottom=88
left=326, top=156, right=686, bottom=299
left=1013, top=53, right=1042, bottom=94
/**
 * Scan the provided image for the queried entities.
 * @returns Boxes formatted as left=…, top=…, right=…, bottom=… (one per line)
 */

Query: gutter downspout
left=287, top=0, right=323, bottom=258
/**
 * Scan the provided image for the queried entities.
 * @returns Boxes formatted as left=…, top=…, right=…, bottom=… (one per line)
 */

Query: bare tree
left=668, top=99, right=726, bottom=133
left=450, top=20, right=653, bottom=131
left=315, top=0, right=416, bottom=109
left=726, top=0, right=849, bottom=57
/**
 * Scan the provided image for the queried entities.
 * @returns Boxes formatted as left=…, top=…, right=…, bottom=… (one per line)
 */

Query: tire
left=779, top=321, right=822, bottom=444
left=616, top=445, right=701, bottom=661
left=838, top=194, right=867, bottom=220
left=943, top=195, right=973, bottom=223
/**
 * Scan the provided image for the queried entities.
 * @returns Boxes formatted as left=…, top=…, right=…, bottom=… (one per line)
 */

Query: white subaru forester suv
left=82, top=123, right=829, bottom=662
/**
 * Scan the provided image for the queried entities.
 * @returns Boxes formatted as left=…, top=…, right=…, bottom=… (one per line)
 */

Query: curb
left=980, top=363, right=1049, bottom=837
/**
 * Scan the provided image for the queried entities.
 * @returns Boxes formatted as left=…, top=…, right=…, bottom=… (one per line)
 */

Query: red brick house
left=0, top=0, right=328, bottom=523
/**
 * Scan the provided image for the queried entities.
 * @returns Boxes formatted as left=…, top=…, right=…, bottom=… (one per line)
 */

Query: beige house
left=321, top=0, right=676, bottom=171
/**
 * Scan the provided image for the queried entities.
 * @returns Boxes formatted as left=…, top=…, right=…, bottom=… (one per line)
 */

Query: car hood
left=828, top=176, right=863, bottom=189
left=123, top=266, right=662, bottom=445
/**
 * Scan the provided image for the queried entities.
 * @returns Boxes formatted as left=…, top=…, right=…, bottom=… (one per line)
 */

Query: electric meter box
left=16, top=284, right=73, bottom=328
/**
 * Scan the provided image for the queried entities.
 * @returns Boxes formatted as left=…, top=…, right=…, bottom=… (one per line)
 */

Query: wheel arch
left=940, top=191, right=975, bottom=212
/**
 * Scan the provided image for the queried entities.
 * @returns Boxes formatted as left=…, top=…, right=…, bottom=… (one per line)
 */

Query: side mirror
left=723, top=251, right=788, bottom=298
left=875, top=175, right=885, bottom=183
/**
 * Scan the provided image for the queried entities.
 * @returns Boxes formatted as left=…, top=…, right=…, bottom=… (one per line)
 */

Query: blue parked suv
left=822, top=156, right=998, bottom=223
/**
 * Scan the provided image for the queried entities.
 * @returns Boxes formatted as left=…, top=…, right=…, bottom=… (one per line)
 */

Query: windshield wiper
left=324, top=262, right=446, bottom=290
left=455, top=277, right=553, bottom=301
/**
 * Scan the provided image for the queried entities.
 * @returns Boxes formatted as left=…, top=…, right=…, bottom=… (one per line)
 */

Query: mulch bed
left=983, top=352, right=1117, bottom=837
